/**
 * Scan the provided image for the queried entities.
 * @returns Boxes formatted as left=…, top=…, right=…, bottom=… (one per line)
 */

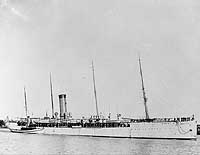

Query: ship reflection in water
left=0, top=132, right=199, bottom=155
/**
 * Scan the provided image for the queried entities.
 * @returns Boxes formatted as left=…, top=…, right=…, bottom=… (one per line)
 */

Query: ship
left=15, top=58, right=197, bottom=139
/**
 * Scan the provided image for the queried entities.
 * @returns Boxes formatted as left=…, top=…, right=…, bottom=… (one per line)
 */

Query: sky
left=0, top=0, right=200, bottom=121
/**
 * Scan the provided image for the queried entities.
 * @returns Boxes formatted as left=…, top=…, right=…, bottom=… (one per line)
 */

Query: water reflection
left=0, top=132, right=199, bottom=155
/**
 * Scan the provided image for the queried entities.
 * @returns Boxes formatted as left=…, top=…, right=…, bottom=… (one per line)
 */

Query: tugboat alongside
left=14, top=59, right=197, bottom=139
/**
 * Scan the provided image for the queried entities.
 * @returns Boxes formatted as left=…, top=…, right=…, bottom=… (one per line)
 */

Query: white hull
left=9, top=128, right=44, bottom=134
left=34, top=120, right=197, bottom=140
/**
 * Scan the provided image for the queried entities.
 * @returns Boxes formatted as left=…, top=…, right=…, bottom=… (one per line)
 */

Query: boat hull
left=34, top=120, right=197, bottom=140
left=9, top=127, right=44, bottom=134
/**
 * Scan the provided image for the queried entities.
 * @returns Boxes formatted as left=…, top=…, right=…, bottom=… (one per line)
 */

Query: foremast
left=24, top=86, right=28, bottom=118
left=92, top=61, right=99, bottom=119
left=50, top=72, right=54, bottom=118
left=138, top=57, right=150, bottom=119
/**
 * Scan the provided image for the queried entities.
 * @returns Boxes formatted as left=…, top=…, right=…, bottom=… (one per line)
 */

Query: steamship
left=14, top=58, right=197, bottom=140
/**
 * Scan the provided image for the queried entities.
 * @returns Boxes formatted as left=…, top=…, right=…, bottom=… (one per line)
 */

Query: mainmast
left=92, top=61, right=99, bottom=118
left=138, top=57, right=150, bottom=119
left=50, top=73, right=54, bottom=118
left=24, top=86, right=28, bottom=118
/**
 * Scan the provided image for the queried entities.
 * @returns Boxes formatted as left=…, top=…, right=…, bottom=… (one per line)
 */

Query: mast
left=138, top=56, right=150, bottom=119
left=92, top=61, right=99, bottom=118
left=24, top=86, right=28, bottom=118
left=50, top=73, right=54, bottom=118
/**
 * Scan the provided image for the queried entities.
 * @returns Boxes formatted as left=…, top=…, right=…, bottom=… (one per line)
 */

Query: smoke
left=10, top=7, right=28, bottom=21
left=0, top=0, right=29, bottom=22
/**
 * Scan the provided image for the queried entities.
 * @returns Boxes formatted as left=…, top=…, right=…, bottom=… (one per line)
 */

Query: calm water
left=0, top=131, right=200, bottom=155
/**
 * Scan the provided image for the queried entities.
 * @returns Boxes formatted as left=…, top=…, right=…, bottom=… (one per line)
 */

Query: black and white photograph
left=0, top=0, right=200, bottom=154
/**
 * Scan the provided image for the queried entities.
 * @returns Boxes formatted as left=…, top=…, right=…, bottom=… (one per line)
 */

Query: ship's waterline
left=9, top=119, right=196, bottom=140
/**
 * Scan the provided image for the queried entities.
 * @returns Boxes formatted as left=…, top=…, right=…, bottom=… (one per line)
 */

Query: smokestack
left=59, top=94, right=67, bottom=119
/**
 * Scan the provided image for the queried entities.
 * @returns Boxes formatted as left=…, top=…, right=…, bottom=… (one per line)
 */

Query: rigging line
left=138, top=63, right=171, bottom=107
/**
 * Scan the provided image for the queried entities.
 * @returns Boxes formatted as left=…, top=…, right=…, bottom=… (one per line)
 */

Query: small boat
left=8, top=87, right=44, bottom=134
left=9, top=126, right=44, bottom=134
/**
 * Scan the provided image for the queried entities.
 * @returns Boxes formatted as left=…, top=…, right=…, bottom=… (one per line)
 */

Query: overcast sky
left=0, top=0, right=200, bottom=121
